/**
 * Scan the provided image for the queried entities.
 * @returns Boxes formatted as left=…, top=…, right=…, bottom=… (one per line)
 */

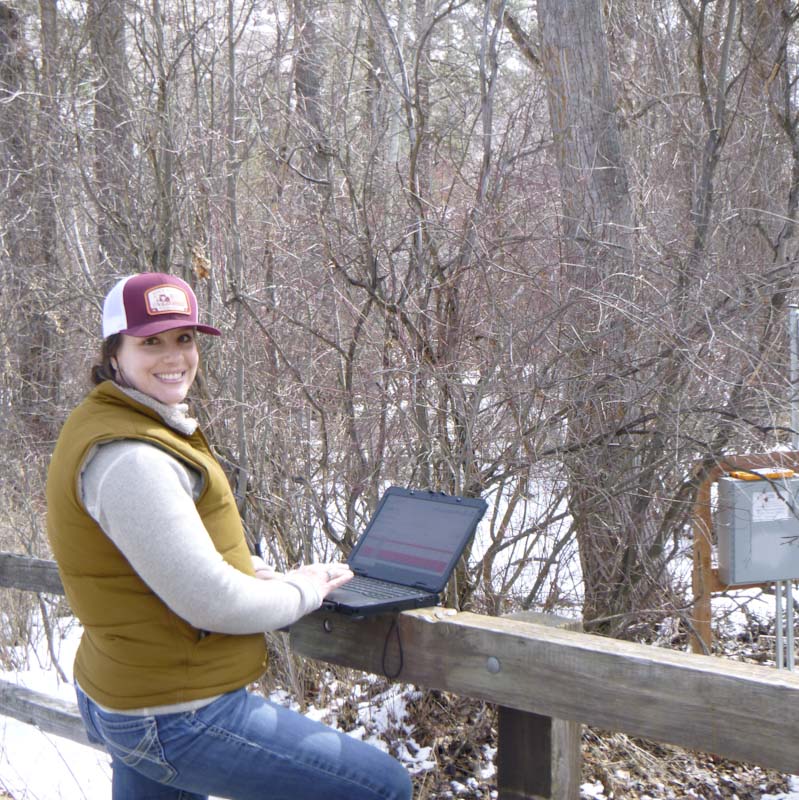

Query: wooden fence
left=2, top=551, right=799, bottom=799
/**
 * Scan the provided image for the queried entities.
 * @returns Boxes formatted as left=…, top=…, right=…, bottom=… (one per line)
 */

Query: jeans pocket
left=92, top=709, right=178, bottom=785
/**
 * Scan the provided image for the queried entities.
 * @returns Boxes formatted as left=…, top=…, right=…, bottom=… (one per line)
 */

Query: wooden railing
left=3, top=551, right=799, bottom=799
left=0, top=553, right=99, bottom=751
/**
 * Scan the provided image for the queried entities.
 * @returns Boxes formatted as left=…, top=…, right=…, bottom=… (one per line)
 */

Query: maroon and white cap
left=102, top=272, right=221, bottom=339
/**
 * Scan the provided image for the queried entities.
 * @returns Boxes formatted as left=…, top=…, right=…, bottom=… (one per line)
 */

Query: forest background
left=2, top=0, right=799, bottom=793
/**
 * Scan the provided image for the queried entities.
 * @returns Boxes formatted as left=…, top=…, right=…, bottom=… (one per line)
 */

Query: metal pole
left=788, top=583, right=795, bottom=671
left=776, top=581, right=785, bottom=670
left=792, top=307, right=799, bottom=444
left=783, top=308, right=799, bottom=668
left=789, top=307, right=799, bottom=670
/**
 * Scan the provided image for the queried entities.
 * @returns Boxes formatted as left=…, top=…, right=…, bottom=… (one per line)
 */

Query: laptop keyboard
left=346, top=574, right=430, bottom=599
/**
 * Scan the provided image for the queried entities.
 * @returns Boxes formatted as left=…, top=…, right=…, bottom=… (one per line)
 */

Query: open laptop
left=323, top=486, right=488, bottom=617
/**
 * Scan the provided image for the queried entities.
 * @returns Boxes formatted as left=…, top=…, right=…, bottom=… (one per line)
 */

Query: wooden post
left=498, top=612, right=582, bottom=800
left=691, top=473, right=716, bottom=655
left=498, top=708, right=581, bottom=800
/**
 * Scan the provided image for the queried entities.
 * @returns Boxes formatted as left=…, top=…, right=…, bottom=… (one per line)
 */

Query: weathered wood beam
left=0, top=678, right=101, bottom=750
left=5, top=553, right=798, bottom=775
left=289, top=607, right=799, bottom=773
left=0, top=553, right=64, bottom=595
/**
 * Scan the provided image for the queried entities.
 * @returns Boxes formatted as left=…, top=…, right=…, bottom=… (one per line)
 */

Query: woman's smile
left=114, top=328, right=199, bottom=405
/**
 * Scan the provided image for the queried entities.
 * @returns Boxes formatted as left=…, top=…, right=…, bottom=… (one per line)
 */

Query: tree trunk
left=538, top=0, right=648, bottom=634
left=88, top=0, right=131, bottom=274
left=0, top=2, right=60, bottom=439
left=293, top=0, right=329, bottom=179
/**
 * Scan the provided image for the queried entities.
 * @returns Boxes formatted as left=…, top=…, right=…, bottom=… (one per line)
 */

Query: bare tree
left=87, top=0, right=132, bottom=274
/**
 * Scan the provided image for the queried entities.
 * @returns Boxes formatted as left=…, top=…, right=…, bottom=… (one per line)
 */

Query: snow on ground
left=576, top=777, right=799, bottom=800
left=0, top=623, right=112, bottom=799
left=0, top=719, right=111, bottom=799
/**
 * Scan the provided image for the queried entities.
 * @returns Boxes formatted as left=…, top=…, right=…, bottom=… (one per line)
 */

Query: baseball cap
left=102, top=272, right=221, bottom=339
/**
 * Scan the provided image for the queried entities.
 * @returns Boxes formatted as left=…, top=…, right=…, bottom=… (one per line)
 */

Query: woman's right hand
left=288, top=563, right=354, bottom=598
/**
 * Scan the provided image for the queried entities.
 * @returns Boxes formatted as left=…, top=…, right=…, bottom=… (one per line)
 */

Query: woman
left=46, top=272, right=413, bottom=800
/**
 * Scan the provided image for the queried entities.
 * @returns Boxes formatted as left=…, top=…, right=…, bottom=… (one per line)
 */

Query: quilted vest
left=46, top=381, right=267, bottom=709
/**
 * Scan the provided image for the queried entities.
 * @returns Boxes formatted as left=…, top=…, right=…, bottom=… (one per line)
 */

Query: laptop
left=322, top=486, right=488, bottom=617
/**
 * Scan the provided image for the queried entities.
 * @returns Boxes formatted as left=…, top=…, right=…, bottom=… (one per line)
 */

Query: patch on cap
left=145, top=284, right=191, bottom=316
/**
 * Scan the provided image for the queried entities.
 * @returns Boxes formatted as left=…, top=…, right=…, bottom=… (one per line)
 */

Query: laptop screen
left=347, top=489, right=486, bottom=589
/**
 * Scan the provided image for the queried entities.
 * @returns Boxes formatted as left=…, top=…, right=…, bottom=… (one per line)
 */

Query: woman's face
left=114, top=327, right=199, bottom=406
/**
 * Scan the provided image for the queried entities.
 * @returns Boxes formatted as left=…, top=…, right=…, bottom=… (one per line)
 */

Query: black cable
left=381, top=615, right=404, bottom=679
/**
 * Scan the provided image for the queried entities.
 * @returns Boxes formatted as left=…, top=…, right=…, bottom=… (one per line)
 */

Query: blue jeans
left=75, top=684, right=413, bottom=800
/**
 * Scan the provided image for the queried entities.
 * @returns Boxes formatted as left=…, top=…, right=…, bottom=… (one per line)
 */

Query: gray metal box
left=717, top=475, right=799, bottom=585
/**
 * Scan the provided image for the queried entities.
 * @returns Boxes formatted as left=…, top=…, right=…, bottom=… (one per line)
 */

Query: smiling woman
left=43, top=272, right=409, bottom=800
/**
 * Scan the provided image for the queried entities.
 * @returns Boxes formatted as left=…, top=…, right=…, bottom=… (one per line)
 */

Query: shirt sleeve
left=81, top=440, right=322, bottom=634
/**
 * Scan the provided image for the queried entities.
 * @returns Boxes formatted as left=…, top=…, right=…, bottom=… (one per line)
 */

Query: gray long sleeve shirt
left=79, top=387, right=322, bottom=637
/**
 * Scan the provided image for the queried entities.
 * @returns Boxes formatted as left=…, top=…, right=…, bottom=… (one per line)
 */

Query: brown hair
left=90, top=334, right=124, bottom=386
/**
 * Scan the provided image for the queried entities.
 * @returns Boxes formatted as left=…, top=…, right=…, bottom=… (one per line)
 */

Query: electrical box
left=716, top=471, right=799, bottom=586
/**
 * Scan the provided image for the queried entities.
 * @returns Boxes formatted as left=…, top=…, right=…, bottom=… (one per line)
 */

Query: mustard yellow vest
left=46, top=381, right=267, bottom=709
